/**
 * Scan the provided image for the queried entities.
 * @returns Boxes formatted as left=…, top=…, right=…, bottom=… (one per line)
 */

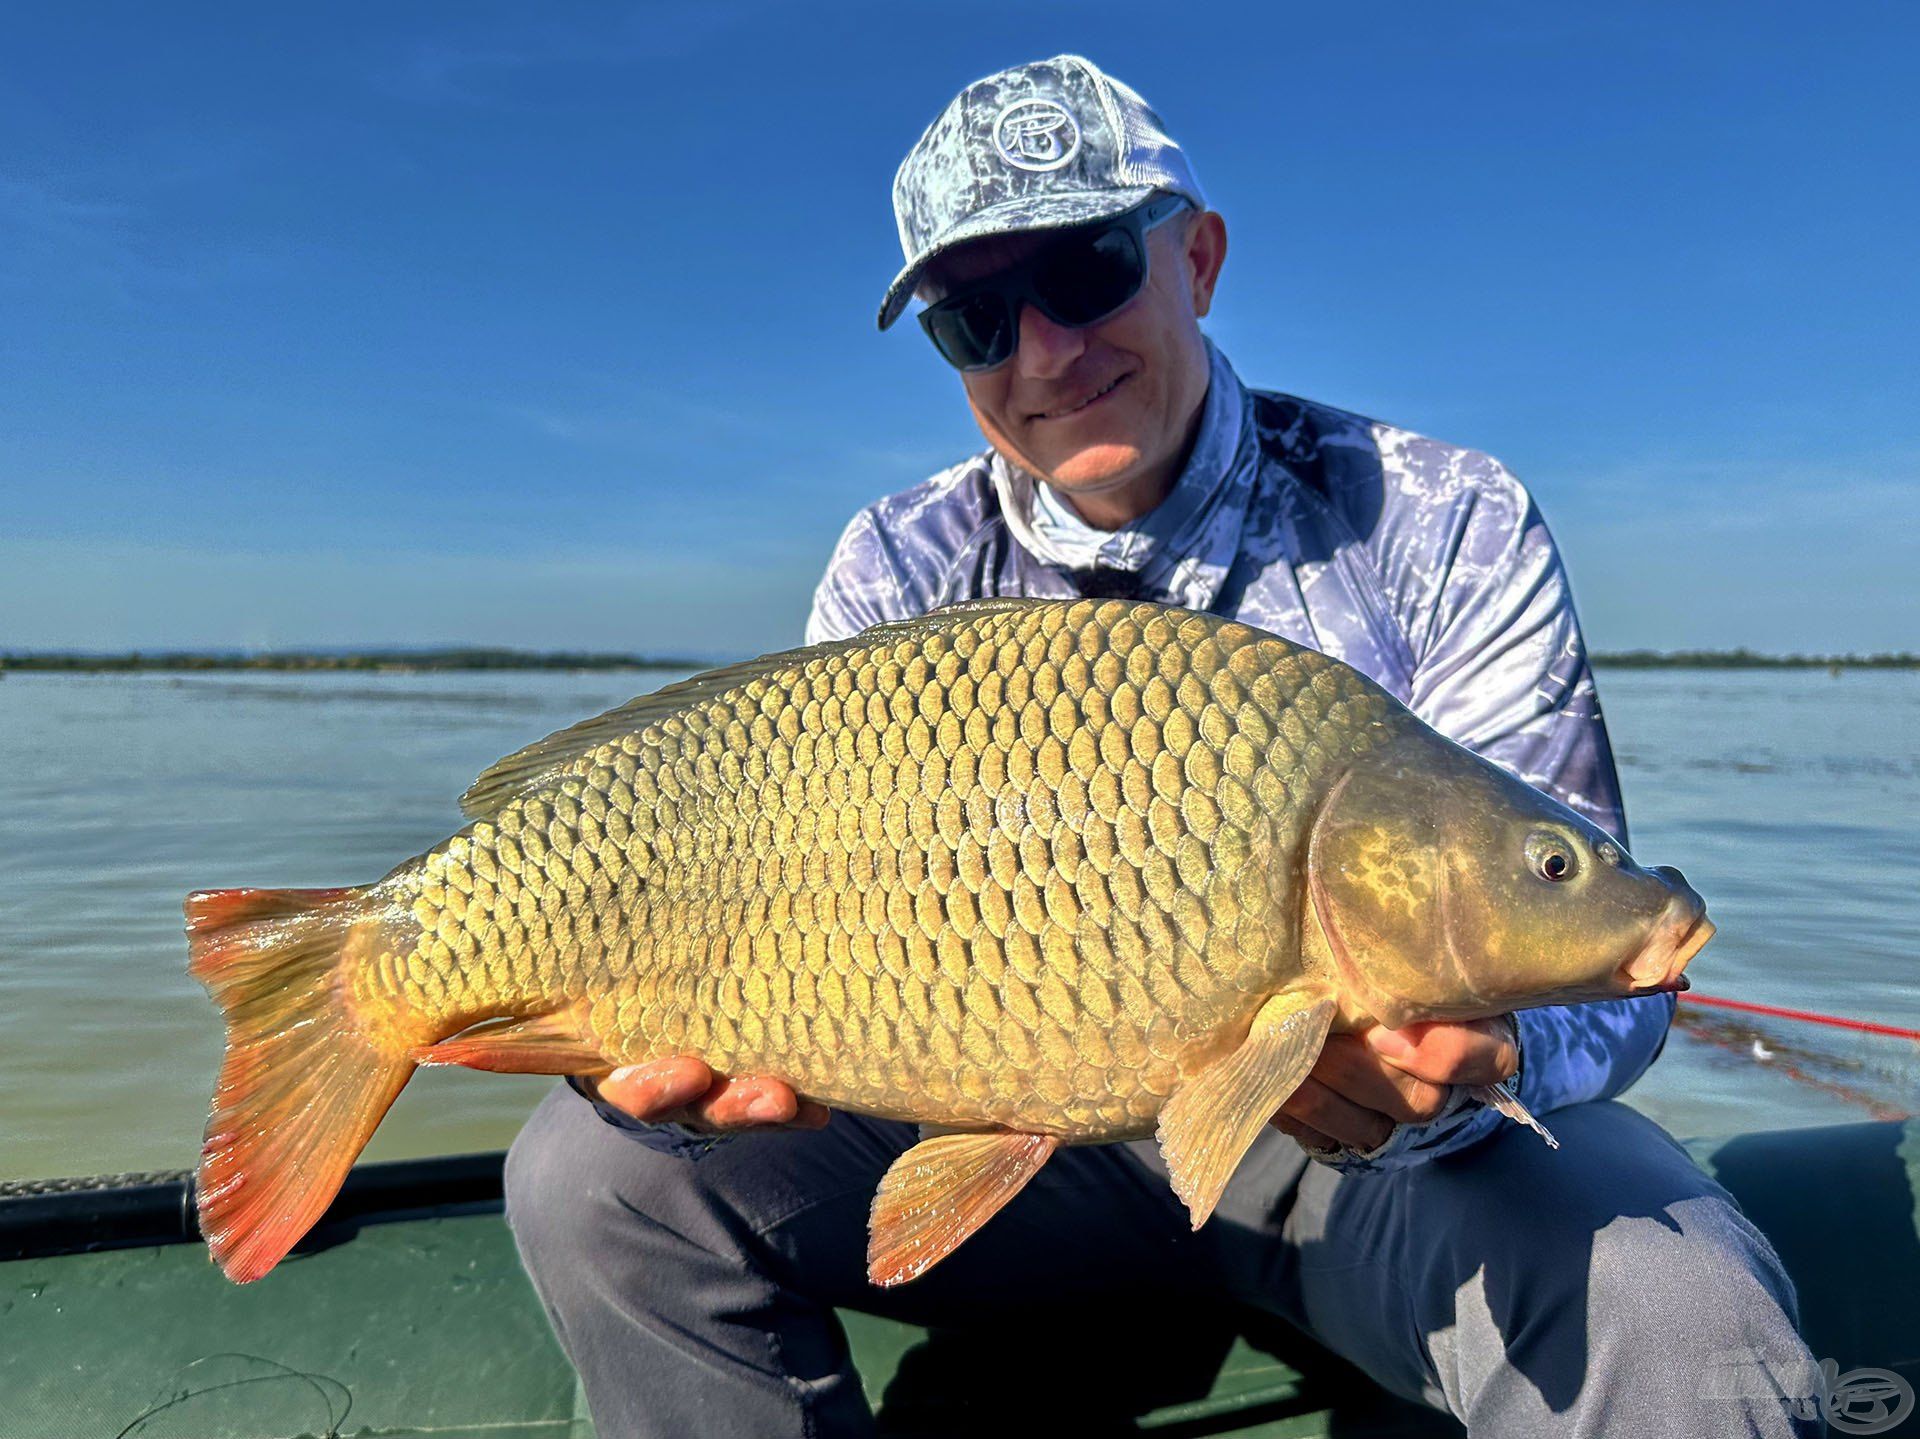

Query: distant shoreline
left=1593, top=650, right=1918, bottom=670
left=2, top=647, right=1915, bottom=674
left=0, top=649, right=705, bottom=674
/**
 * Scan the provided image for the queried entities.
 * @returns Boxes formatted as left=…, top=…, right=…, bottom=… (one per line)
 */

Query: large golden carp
left=187, top=598, right=1711, bottom=1285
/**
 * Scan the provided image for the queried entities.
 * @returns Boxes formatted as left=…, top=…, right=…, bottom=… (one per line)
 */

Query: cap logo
left=992, top=99, right=1080, bottom=172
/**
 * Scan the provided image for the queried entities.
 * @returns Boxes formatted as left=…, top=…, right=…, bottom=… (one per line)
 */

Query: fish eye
left=1526, top=832, right=1578, bottom=883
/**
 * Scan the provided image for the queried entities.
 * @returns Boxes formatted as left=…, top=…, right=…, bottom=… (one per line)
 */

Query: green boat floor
left=3, top=1120, right=1915, bottom=1438
left=0, top=1208, right=1452, bottom=1439
left=0, top=1211, right=582, bottom=1439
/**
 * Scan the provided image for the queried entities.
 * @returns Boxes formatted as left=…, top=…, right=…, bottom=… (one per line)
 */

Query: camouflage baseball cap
left=878, top=54, right=1205, bottom=331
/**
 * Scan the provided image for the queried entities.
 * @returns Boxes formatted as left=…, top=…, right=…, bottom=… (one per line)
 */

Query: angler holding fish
left=190, top=55, right=1818, bottom=1439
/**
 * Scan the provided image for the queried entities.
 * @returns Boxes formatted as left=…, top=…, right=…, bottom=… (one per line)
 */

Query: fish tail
left=186, top=884, right=420, bottom=1283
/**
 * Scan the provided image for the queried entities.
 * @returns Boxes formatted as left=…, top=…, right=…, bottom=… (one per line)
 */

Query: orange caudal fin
left=186, top=885, right=419, bottom=1284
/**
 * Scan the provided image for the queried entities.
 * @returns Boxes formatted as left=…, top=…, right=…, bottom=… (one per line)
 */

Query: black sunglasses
left=917, top=194, right=1193, bottom=372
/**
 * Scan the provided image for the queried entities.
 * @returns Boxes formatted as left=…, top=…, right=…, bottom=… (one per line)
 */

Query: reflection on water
left=1671, top=1006, right=1912, bottom=1124
left=0, top=666, right=1914, bottom=1181
left=1597, top=667, right=1919, bottom=1136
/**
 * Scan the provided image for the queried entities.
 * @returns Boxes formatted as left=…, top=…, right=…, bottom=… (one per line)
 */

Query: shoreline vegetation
left=1, top=647, right=1916, bottom=674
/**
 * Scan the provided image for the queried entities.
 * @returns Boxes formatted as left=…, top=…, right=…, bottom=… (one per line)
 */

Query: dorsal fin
left=457, top=643, right=817, bottom=820
left=456, top=598, right=1055, bottom=820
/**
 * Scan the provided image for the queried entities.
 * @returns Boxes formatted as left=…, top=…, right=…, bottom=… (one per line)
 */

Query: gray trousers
left=506, top=1086, right=1821, bottom=1437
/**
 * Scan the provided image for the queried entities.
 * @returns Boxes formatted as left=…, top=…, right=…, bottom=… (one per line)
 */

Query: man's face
left=921, top=207, right=1228, bottom=516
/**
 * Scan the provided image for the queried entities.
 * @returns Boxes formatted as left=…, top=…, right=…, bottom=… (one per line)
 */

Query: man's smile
left=1031, top=369, right=1135, bottom=421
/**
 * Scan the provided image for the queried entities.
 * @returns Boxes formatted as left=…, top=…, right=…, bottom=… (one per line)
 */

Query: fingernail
left=747, top=1096, right=788, bottom=1123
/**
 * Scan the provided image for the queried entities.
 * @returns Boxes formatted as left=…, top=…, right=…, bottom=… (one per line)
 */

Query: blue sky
left=3, top=2, right=1915, bottom=658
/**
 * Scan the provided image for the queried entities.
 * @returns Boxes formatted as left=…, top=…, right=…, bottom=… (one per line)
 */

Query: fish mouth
left=1617, top=900, right=1716, bottom=996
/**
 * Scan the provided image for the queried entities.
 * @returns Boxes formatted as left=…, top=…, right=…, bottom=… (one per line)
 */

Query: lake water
left=1, top=666, right=1914, bottom=1182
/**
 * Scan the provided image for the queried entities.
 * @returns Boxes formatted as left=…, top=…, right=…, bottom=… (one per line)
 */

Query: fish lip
left=1617, top=906, right=1715, bottom=996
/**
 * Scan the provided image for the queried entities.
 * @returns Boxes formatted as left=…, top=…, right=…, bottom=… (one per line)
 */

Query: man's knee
left=1586, top=1187, right=1802, bottom=1354
left=504, top=1086, right=899, bottom=1293
left=1416, top=1103, right=1798, bottom=1324
left=1458, top=1105, right=1806, bottom=1352
left=1384, top=1105, right=1815, bottom=1423
left=506, top=1087, right=601, bottom=1267
left=503, top=1086, right=711, bottom=1278
left=1585, top=1193, right=1821, bottom=1430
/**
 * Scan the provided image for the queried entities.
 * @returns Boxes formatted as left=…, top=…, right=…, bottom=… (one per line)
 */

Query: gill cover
left=1306, top=726, right=1700, bottom=1028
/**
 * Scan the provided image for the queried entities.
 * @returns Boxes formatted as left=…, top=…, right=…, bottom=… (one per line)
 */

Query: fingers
left=1271, top=1113, right=1342, bottom=1154
left=683, top=1074, right=809, bottom=1130
left=1268, top=1026, right=1491, bottom=1158
left=1363, top=1016, right=1519, bottom=1087
left=595, top=1060, right=830, bottom=1134
left=1274, top=1076, right=1395, bottom=1152
left=1310, top=1033, right=1453, bottom=1125
left=595, top=1056, right=715, bottom=1120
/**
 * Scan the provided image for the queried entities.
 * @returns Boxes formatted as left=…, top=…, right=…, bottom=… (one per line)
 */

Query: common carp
left=187, top=598, right=1711, bottom=1285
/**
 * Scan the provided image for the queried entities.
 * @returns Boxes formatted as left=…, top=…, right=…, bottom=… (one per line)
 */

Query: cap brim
left=876, top=185, right=1159, bottom=331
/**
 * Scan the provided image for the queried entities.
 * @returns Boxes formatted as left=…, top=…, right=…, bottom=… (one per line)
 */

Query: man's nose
left=1013, top=302, right=1087, bottom=380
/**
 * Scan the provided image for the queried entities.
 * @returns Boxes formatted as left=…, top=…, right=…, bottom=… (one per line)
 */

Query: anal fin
left=1157, top=988, right=1336, bottom=1229
left=867, top=1130, right=1059, bottom=1287
left=413, top=1006, right=607, bottom=1074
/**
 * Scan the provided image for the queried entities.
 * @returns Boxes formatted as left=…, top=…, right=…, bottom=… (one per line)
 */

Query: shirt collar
left=988, top=336, right=1257, bottom=612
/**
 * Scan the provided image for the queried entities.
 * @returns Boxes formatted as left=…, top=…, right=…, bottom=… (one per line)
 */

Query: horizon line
left=3, top=646, right=1917, bottom=674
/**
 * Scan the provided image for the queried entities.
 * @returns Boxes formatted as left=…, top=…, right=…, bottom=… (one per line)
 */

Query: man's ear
left=1184, top=211, right=1228, bottom=318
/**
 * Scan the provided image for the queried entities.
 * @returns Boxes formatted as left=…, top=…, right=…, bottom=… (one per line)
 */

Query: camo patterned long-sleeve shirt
left=591, top=337, right=1671, bottom=1172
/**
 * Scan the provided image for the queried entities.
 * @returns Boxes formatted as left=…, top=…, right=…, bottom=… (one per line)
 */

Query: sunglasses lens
left=1033, top=226, right=1146, bottom=326
left=926, top=292, right=1015, bottom=370
left=918, top=205, right=1168, bottom=370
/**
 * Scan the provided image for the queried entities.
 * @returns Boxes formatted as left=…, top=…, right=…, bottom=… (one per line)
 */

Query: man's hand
left=1270, top=1017, right=1519, bottom=1154
left=588, top=1057, right=831, bottom=1135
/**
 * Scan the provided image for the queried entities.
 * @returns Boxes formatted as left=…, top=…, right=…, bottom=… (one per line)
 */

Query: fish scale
left=368, top=598, right=1383, bottom=1138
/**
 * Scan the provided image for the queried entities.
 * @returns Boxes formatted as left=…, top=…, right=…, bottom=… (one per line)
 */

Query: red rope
left=1681, top=991, right=1920, bottom=1043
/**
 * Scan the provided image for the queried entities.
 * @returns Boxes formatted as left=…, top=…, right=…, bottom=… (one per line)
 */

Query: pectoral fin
left=867, top=1130, right=1059, bottom=1287
left=1157, top=988, right=1336, bottom=1229
left=413, top=1007, right=607, bottom=1074
left=1470, top=1080, right=1560, bottom=1150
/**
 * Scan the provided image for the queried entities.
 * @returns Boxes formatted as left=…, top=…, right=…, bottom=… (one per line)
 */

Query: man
left=507, top=55, right=1819, bottom=1437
